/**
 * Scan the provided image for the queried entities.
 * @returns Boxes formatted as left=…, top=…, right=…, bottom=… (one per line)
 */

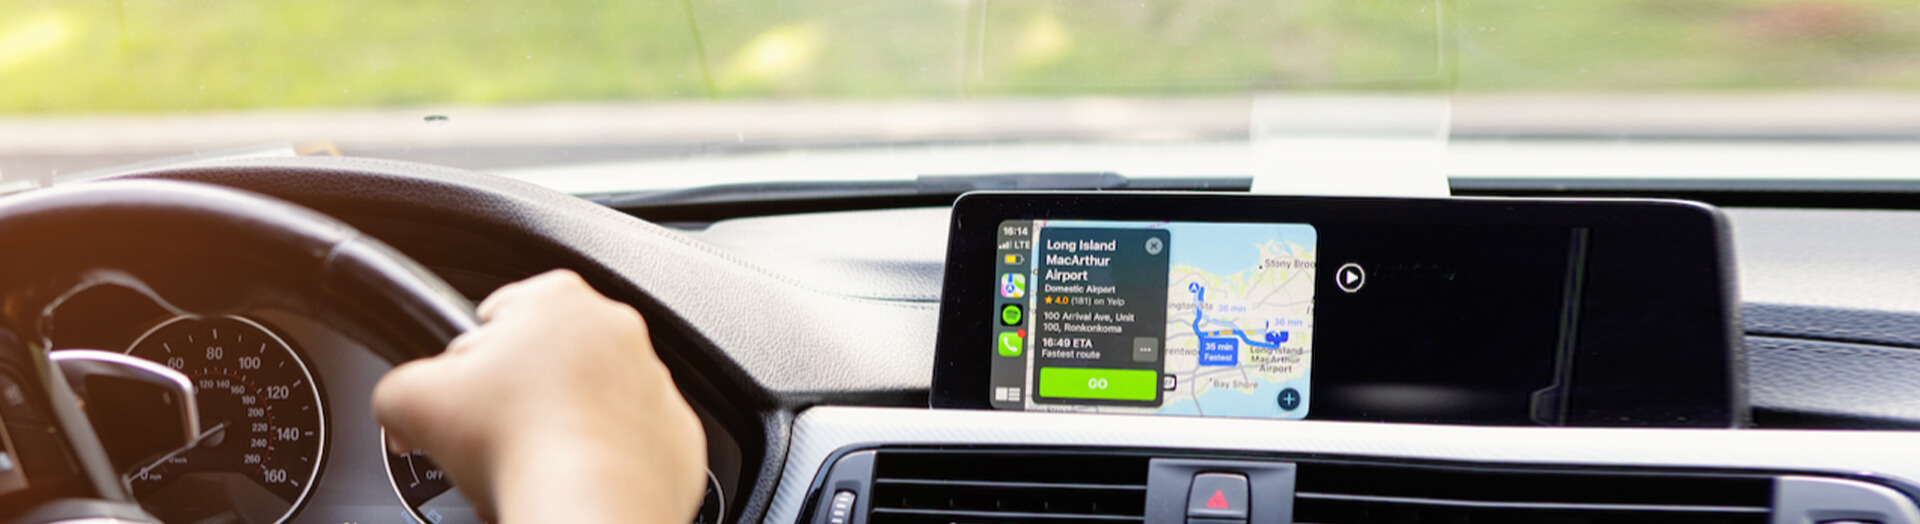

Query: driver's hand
left=373, top=269, right=707, bottom=523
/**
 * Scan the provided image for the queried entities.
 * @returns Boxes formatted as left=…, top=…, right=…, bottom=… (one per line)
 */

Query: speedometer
left=126, top=316, right=326, bottom=524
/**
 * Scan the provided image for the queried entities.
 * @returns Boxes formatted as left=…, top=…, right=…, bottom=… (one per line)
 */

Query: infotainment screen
left=994, top=219, right=1319, bottom=419
left=933, top=192, right=1744, bottom=427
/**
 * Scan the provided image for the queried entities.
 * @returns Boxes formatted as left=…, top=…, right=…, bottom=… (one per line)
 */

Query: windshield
left=2, top=0, right=1916, bottom=191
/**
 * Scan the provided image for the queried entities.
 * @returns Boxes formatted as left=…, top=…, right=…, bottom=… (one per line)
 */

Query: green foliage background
left=2, top=0, right=1915, bottom=114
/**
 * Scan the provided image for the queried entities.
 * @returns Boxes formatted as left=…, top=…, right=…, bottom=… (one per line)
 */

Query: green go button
left=1038, top=367, right=1158, bottom=401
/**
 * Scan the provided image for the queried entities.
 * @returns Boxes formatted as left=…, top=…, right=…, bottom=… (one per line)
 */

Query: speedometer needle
left=124, top=421, right=229, bottom=483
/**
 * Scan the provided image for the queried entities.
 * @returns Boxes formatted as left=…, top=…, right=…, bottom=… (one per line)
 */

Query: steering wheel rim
left=0, top=179, right=477, bottom=523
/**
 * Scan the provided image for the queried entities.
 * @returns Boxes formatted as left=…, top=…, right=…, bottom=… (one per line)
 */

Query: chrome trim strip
left=870, top=507, right=1142, bottom=521
left=1775, top=476, right=1920, bottom=524
left=767, top=407, right=1920, bottom=524
left=48, top=349, right=200, bottom=446
left=1292, top=492, right=1767, bottom=513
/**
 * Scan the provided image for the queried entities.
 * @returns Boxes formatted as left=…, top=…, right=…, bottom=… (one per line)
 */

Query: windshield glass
left=2, top=0, right=1916, bottom=191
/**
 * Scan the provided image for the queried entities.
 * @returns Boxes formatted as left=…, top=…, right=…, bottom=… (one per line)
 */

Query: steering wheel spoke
left=0, top=180, right=476, bottom=524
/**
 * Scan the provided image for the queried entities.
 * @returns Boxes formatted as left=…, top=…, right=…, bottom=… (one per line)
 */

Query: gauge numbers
left=126, top=316, right=325, bottom=524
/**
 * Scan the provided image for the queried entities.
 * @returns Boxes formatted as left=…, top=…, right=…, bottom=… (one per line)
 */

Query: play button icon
left=1336, top=263, right=1366, bottom=293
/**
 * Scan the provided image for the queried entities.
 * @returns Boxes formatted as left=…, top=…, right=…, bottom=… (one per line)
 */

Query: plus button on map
left=1278, top=388, right=1302, bottom=411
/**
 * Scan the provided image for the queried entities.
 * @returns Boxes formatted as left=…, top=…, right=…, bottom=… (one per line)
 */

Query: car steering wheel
left=0, top=179, right=477, bottom=523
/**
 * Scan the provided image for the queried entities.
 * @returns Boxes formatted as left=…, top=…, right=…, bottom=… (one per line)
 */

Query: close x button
left=1187, top=472, right=1250, bottom=520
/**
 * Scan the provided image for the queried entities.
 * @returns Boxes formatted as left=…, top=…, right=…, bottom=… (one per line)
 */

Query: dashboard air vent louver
left=1292, top=462, right=1774, bottom=524
left=868, top=449, right=1151, bottom=524
left=854, top=448, right=1786, bottom=524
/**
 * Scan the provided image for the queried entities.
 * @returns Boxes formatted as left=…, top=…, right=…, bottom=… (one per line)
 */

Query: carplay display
left=993, top=220, right=1317, bottom=418
left=934, top=192, right=1744, bottom=427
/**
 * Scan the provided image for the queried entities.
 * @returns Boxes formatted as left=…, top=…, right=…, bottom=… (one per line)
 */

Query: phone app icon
left=997, top=330, right=1025, bottom=357
left=998, top=273, right=1026, bottom=299
left=1000, top=304, right=1024, bottom=326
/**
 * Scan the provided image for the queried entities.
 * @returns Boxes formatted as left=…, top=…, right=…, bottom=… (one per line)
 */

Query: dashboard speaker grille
left=868, top=449, right=1150, bottom=524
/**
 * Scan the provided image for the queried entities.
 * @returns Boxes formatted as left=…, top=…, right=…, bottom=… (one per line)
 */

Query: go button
left=1037, top=367, right=1158, bottom=401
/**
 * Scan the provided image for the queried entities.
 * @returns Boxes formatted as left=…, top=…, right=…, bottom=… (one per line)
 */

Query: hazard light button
left=1187, top=472, right=1250, bottom=519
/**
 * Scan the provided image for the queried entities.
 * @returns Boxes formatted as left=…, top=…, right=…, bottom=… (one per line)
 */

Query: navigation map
left=1023, top=220, right=1317, bottom=418
left=1157, top=223, right=1317, bottom=418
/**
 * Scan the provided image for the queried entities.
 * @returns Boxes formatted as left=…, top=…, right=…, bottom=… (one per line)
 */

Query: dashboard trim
left=768, top=406, right=1920, bottom=524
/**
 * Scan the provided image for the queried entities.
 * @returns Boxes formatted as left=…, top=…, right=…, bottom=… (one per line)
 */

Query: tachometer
left=126, top=316, right=326, bottom=524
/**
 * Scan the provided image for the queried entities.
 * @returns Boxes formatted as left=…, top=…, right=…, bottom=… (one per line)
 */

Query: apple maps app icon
left=998, top=273, right=1026, bottom=299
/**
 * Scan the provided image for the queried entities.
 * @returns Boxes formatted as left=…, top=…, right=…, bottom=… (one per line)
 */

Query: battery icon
left=1004, top=253, right=1025, bottom=265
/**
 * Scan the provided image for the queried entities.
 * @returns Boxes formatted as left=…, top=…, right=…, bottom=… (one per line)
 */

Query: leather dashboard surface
left=109, top=156, right=1920, bottom=424
left=118, top=156, right=938, bottom=402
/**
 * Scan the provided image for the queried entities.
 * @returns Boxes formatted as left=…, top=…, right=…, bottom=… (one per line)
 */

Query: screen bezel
left=930, top=191, right=1745, bottom=427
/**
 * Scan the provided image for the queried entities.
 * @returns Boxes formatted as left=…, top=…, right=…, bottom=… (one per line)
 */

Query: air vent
left=1291, top=462, right=1772, bottom=524
left=851, top=448, right=1788, bottom=524
left=868, top=449, right=1150, bottom=524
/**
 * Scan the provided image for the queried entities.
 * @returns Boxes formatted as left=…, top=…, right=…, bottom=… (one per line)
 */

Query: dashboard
left=9, top=156, right=1917, bottom=523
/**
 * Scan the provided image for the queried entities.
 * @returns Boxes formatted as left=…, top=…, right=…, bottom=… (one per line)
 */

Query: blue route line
left=1188, top=285, right=1279, bottom=349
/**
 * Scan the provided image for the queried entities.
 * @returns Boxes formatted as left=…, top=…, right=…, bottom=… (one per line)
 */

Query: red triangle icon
left=1206, top=490, right=1229, bottom=509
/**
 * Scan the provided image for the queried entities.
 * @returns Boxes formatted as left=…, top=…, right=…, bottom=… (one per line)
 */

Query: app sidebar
left=990, top=220, right=1035, bottom=408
